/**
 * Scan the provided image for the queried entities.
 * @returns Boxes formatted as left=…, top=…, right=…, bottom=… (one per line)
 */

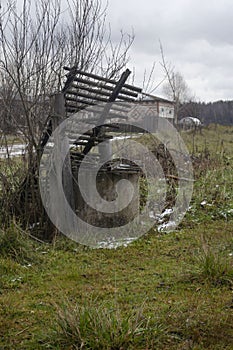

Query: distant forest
left=179, top=100, right=233, bottom=125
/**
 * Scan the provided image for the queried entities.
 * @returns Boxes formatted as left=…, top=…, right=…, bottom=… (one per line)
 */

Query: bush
left=0, top=221, right=35, bottom=264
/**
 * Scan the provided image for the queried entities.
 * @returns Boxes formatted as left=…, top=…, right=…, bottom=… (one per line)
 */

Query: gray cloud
left=107, top=0, right=233, bottom=101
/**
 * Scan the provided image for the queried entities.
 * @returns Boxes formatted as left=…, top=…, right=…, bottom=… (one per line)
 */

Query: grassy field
left=0, top=125, right=233, bottom=349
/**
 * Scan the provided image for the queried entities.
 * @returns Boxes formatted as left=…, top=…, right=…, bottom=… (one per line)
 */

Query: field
left=0, top=125, right=233, bottom=349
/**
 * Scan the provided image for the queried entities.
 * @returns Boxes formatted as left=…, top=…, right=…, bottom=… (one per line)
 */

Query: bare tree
left=0, top=0, right=133, bottom=139
left=160, top=43, right=192, bottom=124
left=0, top=0, right=134, bottom=230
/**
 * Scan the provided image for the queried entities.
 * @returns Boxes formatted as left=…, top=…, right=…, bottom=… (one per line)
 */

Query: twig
left=166, top=174, right=194, bottom=182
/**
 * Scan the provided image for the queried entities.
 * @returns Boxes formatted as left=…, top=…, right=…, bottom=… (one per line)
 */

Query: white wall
left=159, top=103, right=174, bottom=119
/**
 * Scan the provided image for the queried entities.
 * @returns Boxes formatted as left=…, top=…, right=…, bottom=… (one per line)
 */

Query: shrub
left=52, top=300, right=163, bottom=349
left=197, top=248, right=233, bottom=286
left=0, top=221, right=35, bottom=264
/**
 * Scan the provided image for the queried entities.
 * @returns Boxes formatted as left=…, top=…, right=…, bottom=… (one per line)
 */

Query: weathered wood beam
left=65, top=86, right=135, bottom=102
left=65, top=100, right=131, bottom=114
left=65, top=94, right=131, bottom=109
left=70, top=78, right=139, bottom=98
left=63, top=66, right=142, bottom=93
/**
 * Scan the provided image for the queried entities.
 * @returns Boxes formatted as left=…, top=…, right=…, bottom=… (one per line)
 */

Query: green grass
left=180, top=124, right=233, bottom=157
left=0, top=222, right=39, bottom=264
left=51, top=299, right=164, bottom=349
left=0, top=220, right=232, bottom=349
left=0, top=124, right=232, bottom=349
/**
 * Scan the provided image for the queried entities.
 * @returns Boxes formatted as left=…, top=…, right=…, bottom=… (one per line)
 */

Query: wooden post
left=51, top=93, right=75, bottom=220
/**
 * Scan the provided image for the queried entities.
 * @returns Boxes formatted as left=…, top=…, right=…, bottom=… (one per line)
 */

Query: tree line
left=179, top=100, right=233, bottom=125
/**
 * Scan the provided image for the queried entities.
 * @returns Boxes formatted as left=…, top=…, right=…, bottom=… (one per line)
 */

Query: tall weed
left=51, top=300, right=164, bottom=349
left=0, top=221, right=35, bottom=264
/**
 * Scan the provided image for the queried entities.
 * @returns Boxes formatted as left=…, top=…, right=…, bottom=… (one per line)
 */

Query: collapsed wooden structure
left=40, top=67, right=142, bottom=158
left=39, top=67, right=144, bottom=230
left=14, top=67, right=179, bottom=240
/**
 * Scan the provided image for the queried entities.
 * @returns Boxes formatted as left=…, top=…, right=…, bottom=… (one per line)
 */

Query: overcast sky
left=106, top=0, right=233, bottom=102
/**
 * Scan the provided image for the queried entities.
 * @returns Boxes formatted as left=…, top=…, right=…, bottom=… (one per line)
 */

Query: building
left=139, top=93, right=175, bottom=122
left=123, top=93, right=175, bottom=133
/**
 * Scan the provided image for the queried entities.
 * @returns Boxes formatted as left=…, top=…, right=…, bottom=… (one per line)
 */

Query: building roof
left=139, top=93, right=174, bottom=104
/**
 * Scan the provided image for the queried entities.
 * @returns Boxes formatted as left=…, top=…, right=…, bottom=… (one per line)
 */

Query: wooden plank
left=78, top=135, right=113, bottom=141
left=65, top=94, right=131, bottom=109
left=65, top=86, right=135, bottom=102
left=65, top=101, right=131, bottom=114
left=47, top=93, right=76, bottom=232
left=70, top=79, right=139, bottom=98
left=39, top=93, right=66, bottom=151
left=89, top=108, right=128, bottom=119
left=74, top=141, right=97, bottom=146
left=77, top=135, right=92, bottom=141
left=63, top=66, right=142, bottom=93
left=66, top=107, right=80, bottom=113
left=66, top=87, right=112, bottom=99
left=55, top=94, right=75, bottom=212
left=83, top=130, right=94, bottom=135
left=65, top=104, right=129, bottom=120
